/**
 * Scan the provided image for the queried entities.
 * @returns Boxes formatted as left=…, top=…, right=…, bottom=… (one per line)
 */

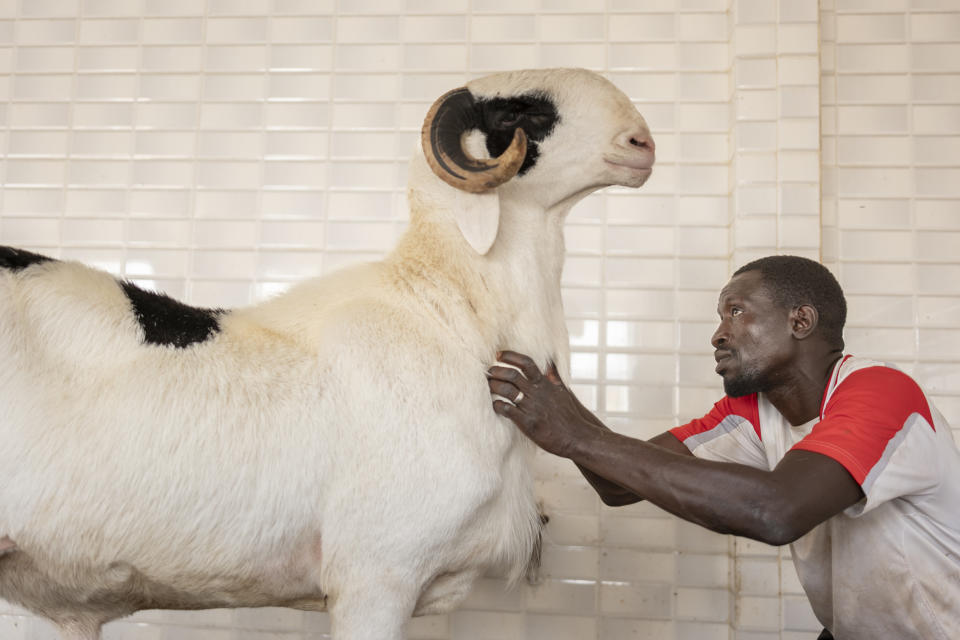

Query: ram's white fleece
left=0, top=68, right=653, bottom=640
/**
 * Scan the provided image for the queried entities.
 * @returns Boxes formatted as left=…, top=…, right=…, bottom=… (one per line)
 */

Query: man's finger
left=488, top=379, right=521, bottom=400
left=487, top=365, right=529, bottom=387
left=495, top=350, right=543, bottom=383
left=493, top=401, right=540, bottom=443
left=493, top=399, right=524, bottom=421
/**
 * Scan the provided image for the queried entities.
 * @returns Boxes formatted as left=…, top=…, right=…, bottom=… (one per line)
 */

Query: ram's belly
left=0, top=538, right=328, bottom=624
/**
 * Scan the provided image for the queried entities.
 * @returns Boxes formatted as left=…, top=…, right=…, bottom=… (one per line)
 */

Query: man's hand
left=487, top=350, right=600, bottom=458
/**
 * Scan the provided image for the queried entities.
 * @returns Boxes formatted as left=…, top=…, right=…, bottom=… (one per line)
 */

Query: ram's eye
left=495, top=111, right=523, bottom=128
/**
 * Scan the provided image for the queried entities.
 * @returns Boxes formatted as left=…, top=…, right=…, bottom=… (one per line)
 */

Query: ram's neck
left=390, top=193, right=572, bottom=376
left=486, top=197, right=570, bottom=367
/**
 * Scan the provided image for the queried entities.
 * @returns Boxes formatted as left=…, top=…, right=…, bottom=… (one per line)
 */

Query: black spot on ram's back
left=120, top=281, right=225, bottom=349
left=1, top=246, right=221, bottom=349
left=477, top=93, right=560, bottom=176
left=0, top=246, right=55, bottom=272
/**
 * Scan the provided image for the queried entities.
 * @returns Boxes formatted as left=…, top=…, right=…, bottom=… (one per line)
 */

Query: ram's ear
left=410, top=137, right=501, bottom=255
left=451, top=188, right=500, bottom=255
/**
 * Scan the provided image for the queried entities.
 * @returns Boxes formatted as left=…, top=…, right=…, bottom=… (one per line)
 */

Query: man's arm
left=575, top=431, right=692, bottom=506
left=569, top=429, right=862, bottom=545
left=489, top=351, right=864, bottom=546
left=561, top=379, right=694, bottom=505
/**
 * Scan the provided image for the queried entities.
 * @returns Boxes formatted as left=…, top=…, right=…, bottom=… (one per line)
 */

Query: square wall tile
left=600, top=581, right=674, bottom=617
left=675, top=587, right=730, bottom=622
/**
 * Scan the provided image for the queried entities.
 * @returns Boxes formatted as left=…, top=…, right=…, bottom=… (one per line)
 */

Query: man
left=487, top=255, right=960, bottom=640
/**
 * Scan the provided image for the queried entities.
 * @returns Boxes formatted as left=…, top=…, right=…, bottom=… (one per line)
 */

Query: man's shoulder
left=826, top=354, right=934, bottom=428
left=836, top=355, right=907, bottom=382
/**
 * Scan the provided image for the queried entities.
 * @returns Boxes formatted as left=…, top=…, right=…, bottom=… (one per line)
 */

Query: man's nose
left=711, top=325, right=726, bottom=349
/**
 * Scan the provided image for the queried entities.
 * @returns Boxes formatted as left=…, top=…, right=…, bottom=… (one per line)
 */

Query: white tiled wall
left=0, top=1, right=957, bottom=639
left=822, top=0, right=960, bottom=453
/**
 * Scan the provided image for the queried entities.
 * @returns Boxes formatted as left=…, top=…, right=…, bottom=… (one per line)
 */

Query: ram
left=0, top=68, right=655, bottom=640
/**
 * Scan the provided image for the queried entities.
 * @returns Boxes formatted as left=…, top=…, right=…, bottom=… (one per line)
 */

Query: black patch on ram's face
left=477, top=93, right=560, bottom=176
left=0, top=246, right=54, bottom=272
left=120, top=281, right=225, bottom=349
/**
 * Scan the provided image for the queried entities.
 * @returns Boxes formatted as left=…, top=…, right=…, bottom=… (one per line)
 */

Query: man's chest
left=757, top=393, right=819, bottom=469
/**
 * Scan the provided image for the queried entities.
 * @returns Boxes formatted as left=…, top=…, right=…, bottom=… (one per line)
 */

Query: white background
left=0, top=0, right=958, bottom=638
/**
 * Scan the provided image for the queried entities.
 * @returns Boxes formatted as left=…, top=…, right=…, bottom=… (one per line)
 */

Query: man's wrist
left=567, top=419, right=612, bottom=462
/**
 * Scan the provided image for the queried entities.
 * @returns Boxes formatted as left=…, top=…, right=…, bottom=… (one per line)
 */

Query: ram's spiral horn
left=421, top=87, right=527, bottom=194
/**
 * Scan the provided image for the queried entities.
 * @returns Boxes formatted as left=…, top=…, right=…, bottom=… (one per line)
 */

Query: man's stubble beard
left=722, top=363, right=771, bottom=398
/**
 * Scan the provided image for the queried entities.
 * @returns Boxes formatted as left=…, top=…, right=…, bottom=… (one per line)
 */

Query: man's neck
left=766, top=351, right=844, bottom=426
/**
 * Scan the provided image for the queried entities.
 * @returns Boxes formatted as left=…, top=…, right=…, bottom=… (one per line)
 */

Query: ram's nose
left=607, top=128, right=656, bottom=174
left=618, top=129, right=655, bottom=154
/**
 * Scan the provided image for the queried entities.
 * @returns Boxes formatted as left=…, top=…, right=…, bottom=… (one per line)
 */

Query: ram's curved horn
left=421, top=87, right=528, bottom=194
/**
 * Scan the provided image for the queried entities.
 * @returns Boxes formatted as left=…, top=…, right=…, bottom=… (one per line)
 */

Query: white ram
left=0, top=68, right=655, bottom=640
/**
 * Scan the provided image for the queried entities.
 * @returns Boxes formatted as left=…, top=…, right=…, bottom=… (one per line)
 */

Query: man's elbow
left=599, top=491, right=642, bottom=507
left=752, top=507, right=813, bottom=547
left=756, top=525, right=804, bottom=548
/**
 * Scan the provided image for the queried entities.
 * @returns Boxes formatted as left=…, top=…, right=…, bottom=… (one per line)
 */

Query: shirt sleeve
left=670, top=394, right=768, bottom=469
left=790, top=365, right=940, bottom=515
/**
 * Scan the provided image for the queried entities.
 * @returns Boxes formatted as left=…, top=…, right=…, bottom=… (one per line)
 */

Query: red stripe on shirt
left=671, top=393, right=762, bottom=444
left=792, top=365, right=934, bottom=485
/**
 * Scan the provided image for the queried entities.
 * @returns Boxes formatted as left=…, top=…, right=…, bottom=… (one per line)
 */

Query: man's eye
left=731, top=308, right=743, bottom=317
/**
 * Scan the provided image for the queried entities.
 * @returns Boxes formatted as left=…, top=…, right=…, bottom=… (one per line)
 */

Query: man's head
left=712, top=256, right=846, bottom=398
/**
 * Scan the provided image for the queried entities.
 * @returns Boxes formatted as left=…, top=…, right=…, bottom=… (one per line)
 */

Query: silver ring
left=514, top=391, right=524, bottom=404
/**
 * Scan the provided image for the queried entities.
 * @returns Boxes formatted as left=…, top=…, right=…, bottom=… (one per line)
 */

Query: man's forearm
left=575, top=431, right=691, bottom=506
left=575, top=462, right=642, bottom=506
left=569, top=429, right=792, bottom=544
left=569, top=399, right=644, bottom=504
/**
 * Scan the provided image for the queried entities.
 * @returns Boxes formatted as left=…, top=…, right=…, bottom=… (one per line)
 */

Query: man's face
left=712, top=270, right=794, bottom=398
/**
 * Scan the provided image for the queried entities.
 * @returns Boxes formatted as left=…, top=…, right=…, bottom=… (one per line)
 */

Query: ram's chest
left=498, top=306, right=571, bottom=376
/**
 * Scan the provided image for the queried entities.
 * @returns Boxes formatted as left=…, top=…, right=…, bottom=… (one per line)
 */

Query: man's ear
left=451, top=188, right=500, bottom=255
left=790, top=304, right=819, bottom=339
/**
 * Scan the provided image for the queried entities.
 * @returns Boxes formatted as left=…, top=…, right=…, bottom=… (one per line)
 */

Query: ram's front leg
left=328, top=577, right=419, bottom=640
left=55, top=620, right=103, bottom=640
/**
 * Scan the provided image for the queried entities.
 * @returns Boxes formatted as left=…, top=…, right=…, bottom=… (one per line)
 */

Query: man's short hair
left=734, top=255, right=847, bottom=349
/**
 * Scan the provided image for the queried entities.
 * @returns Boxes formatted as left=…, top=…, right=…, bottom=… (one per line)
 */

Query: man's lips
left=714, top=351, right=733, bottom=373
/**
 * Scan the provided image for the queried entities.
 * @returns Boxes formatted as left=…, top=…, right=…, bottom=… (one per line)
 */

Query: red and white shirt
left=670, top=356, right=960, bottom=639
